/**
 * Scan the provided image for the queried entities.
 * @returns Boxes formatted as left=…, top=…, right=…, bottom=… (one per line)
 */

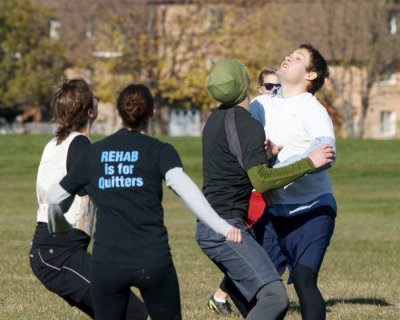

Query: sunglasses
left=262, top=83, right=281, bottom=90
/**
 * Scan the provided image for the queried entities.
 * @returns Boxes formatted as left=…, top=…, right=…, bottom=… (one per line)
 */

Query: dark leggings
left=292, top=263, right=325, bottom=320
left=91, top=262, right=181, bottom=320
left=29, top=239, right=147, bottom=320
left=72, top=287, right=148, bottom=320
left=220, top=276, right=254, bottom=316
left=222, top=277, right=288, bottom=320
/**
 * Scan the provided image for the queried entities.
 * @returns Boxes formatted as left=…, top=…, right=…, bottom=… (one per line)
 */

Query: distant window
left=50, top=20, right=61, bottom=40
left=86, top=22, right=93, bottom=38
left=389, top=13, right=397, bottom=34
left=206, top=8, right=224, bottom=31
left=92, top=51, right=123, bottom=58
left=380, top=72, right=397, bottom=86
left=169, top=108, right=201, bottom=136
left=380, top=111, right=396, bottom=137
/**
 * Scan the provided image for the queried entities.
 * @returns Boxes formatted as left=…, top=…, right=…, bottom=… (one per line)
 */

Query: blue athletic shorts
left=253, top=206, right=336, bottom=284
left=196, top=219, right=281, bottom=301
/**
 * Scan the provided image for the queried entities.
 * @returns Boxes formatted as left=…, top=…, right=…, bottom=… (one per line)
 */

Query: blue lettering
left=105, top=164, right=114, bottom=175
left=115, top=151, right=124, bottom=162
left=98, top=177, right=105, bottom=190
left=101, top=152, right=108, bottom=162
left=108, top=151, right=116, bottom=161
left=98, top=176, right=144, bottom=189
left=122, top=152, right=130, bottom=162
left=131, top=151, right=139, bottom=162
left=136, top=177, right=144, bottom=187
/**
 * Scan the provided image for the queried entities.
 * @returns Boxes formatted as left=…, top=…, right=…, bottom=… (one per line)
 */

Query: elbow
left=248, top=165, right=274, bottom=193
left=255, top=184, right=275, bottom=193
left=250, top=178, right=273, bottom=194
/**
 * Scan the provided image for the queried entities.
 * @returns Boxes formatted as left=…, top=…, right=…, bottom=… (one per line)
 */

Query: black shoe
left=208, top=295, right=232, bottom=316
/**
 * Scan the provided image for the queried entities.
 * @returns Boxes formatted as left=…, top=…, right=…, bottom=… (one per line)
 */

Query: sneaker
left=208, top=295, right=233, bottom=316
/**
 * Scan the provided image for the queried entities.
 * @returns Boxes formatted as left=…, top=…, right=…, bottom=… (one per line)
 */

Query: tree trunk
left=356, top=93, right=370, bottom=138
left=342, top=101, right=356, bottom=138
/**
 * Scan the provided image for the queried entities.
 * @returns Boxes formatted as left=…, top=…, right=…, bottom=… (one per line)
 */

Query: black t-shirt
left=60, top=129, right=182, bottom=269
left=202, top=106, right=267, bottom=221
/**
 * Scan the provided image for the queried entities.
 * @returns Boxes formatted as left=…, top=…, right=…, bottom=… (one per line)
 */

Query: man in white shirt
left=250, top=43, right=336, bottom=320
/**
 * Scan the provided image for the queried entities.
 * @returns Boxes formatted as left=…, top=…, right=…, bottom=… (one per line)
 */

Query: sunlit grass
left=0, top=135, right=399, bottom=319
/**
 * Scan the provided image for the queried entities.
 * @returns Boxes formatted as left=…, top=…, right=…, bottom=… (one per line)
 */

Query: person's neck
left=80, top=123, right=92, bottom=137
left=281, top=83, right=307, bottom=99
left=124, top=125, right=147, bottom=135
left=237, top=95, right=250, bottom=110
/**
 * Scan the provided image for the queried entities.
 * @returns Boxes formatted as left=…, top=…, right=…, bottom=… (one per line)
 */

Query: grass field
left=0, top=135, right=399, bottom=319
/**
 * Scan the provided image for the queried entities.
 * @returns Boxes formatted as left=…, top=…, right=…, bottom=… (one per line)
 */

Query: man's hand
left=265, top=138, right=283, bottom=160
left=226, top=227, right=242, bottom=243
left=308, top=144, right=335, bottom=169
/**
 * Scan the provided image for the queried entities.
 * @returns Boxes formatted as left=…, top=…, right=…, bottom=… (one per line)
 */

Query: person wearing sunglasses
left=249, top=67, right=281, bottom=226
left=258, top=67, right=281, bottom=95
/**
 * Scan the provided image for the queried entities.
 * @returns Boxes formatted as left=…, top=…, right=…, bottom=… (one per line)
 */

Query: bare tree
left=92, top=0, right=267, bottom=133
left=308, top=0, right=399, bottom=137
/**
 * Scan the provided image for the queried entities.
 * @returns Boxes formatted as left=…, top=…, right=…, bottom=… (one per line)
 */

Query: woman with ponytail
left=29, top=79, right=147, bottom=319
left=45, top=83, right=242, bottom=320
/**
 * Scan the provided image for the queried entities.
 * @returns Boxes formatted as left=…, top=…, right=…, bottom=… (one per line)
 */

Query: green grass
left=0, top=135, right=399, bottom=319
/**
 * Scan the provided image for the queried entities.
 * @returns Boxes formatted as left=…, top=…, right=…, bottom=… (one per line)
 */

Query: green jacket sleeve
left=247, top=158, right=315, bottom=193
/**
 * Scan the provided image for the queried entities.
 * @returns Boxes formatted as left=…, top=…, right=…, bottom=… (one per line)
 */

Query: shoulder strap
left=224, top=107, right=244, bottom=169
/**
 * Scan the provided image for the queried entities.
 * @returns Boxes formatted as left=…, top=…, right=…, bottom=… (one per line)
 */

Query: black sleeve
left=66, top=135, right=91, bottom=196
left=159, top=143, right=183, bottom=177
left=67, top=135, right=91, bottom=171
left=60, top=146, right=91, bottom=196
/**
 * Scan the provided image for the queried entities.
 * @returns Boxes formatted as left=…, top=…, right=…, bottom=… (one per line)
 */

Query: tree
left=317, top=0, right=400, bottom=138
left=91, top=0, right=278, bottom=134
left=0, top=0, right=65, bottom=108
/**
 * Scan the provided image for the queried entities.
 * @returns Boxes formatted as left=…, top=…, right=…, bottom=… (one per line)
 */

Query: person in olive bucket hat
left=196, top=59, right=335, bottom=320
left=207, top=59, right=250, bottom=106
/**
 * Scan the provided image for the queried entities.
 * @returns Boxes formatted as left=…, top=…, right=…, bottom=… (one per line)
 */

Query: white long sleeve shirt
left=250, top=92, right=336, bottom=215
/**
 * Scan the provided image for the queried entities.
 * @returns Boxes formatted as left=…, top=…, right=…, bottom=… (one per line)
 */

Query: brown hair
left=51, top=78, right=94, bottom=144
left=258, top=67, right=277, bottom=86
left=299, top=43, right=329, bottom=94
left=117, top=84, right=154, bottom=131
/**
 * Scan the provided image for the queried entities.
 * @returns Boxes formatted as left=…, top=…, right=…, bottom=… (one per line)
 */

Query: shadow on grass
left=326, top=297, right=393, bottom=307
left=289, top=297, right=393, bottom=313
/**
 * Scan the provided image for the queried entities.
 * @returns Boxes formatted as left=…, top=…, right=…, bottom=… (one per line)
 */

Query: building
left=31, top=0, right=400, bottom=138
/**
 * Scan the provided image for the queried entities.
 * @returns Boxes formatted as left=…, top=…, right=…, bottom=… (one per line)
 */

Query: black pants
left=30, top=225, right=147, bottom=320
left=91, top=261, right=181, bottom=320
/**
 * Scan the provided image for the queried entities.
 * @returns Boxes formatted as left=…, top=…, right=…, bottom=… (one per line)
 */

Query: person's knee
left=292, top=263, right=318, bottom=290
left=257, top=280, right=289, bottom=312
